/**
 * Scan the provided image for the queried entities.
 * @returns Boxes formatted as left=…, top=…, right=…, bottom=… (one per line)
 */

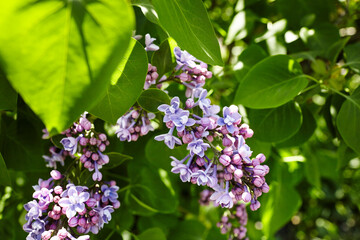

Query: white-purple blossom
left=217, top=106, right=242, bottom=134
left=24, top=200, right=42, bottom=223
left=170, top=156, right=193, bottom=182
left=94, top=205, right=114, bottom=229
left=144, top=33, right=159, bottom=51
left=32, top=188, right=53, bottom=210
left=60, top=137, right=79, bottom=155
left=158, top=97, right=181, bottom=122
left=170, top=110, right=196, bottom=132
left=187, top=139, right=210, bottom=157
left=154, top=127, right=182, bottom=149
left=58, top=186, right=90, bottom=218
left=174, top=47, right=197, bottom=69
left=237, top=135, right=252, bottom=163
left=23, top=219, right=45, bottom=240
left=101, top=185, right=119, bottom=203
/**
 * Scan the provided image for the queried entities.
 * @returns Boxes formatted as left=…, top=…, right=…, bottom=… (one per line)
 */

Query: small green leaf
left=0, top=153, right=11, bottom=186
left=345, top=42, right=360, bottom=73
left=0, top=72, right=17, bottom=111
left=151, top=39, right=176, bottom=77
left=248, top=101, right=302, bottom=143
left=138, top=228, right=166, bottom=240
left=132, top=0, right=159, bottom=24
left=91, top=39, right=148, bottom=124
left=103, top=152, right=133, bottom=170
left=326, top=37, right=350, bottom=63
left=145, top=139, right=188, bottom=170
left=152, top=0, right=223, bottom=66
left=138, top=89, right=170, bottom=113
left=336, top=87, right=360, bottom=154
left=234, top=55, right=307, bottom=109
left=0, top=0, right=135, bottom=134
left=276, top=106, right=316, bottom=147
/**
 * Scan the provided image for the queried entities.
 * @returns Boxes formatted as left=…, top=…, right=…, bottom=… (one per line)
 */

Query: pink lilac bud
left=53, top=205, right=61, bottom=214
left=223, top=147, right=233, bottom=156
left=250, top=200, right=261, bottom=211
left=256, top=153, right=266, bottom=163
left=84, top=161, right=92, bottom=169
left=254, top=188, right=262, bottom=197
left=177, top=130, right=185, bottom=137
left=89, top=137, right=97, bottom=145
left=200, top=118, right=211, bottom=127
left=98, top=133, right=107, bottom=141
left=194, top=131, right=202, bottom=139
left=135, top=126, right=141, bottom=132
left=207, top=135, right=214, bottom=142
left=253, top=177, right=264, bottom=187
left=113, top=200, right=121, bottom=209
left=196, top=157, right=205, bottom=166
left=205, top=71, right=212, bottom=79
left=131, top=134, right=139, bottom=141
left=253, top=165, right=266, bottom=176
left=78, top=217, right=86, bottom=227
left=232, top=154, right=241, bottom=165
left=85, top=151, right=92, bottom=158
left=252, top=158, right=260, bottom=166
left=79, top=137, right=88, bottom=146
left=151, top=71, right=159, bottom=80
left=179, top=72, right=190, bottom=81
left=54, top=186, right=63, bottom=195
left=234, top=169, right=243, bottom=178
left=262, top=183, right=269, bottom=193
left=166, top=121, right=174, bottom=128
left=42, top=231, right=52, bottom=240
left=263, top=165, right=270, bottom=174
left=57, top=228, right=68, bottom=239
left=50, top=170, right=62, bottom=180
left=50, top=236, right=61, bottom=240
left=53, top=195, right=60, bottom=203
left=80, top=155, right=87, bottom=163
left=94, top=192, right=101, bottom=201
left=186, top=98, right=194, bottom=108
left=77, top=226, right=86, bottom=234
left=222, top=137, right=233, bottom=147
left=226, top=164, right=236, bottom=173
left=91, top=215, right=99, bottom=224
left=224, top=173, right=233, bottom=181
left=219, top=154, right=231, bottom=166
left=182, top=133, right=194, bottom=144
left=99, top=143, right=106, bottom=152
left=86, top=198, right=97, bottom=208
left=91, top=153, right=99, bottom=161
left=242, top=192, right=251, bottom=202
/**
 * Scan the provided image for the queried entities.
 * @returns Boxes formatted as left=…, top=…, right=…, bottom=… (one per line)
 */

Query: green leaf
left=225, top=10, right=257, bottom=44
left=168, top=219, right=206, bottom=240
left=138, top=228, right=166, bottom=240
left=204, top=227, right=227, bottom=240
left=132, top=0, right=159, bottom=24
left=326, top=37, right=350, bottom=63
left=276, top=106, right=316, bottom=147
left=152, top=0, right=223, bottom=66
left=0, top=153, right=11, bottom=186
left=0, top=72, right=17, bottom=111
left=145, top=139, right=188, bottom=170
left=234, top=55, right=308, bottom=109
left=345, top=42, right=360, bottom=73
left=248, top=101, right=302, bottom=143
left=261, top=162, right=302, bottom=237
left=303, top=144, right=321, bottom=188
left=138, top=213, right=178, bottom=235
left=138, top=89, right=170, bottom=113
left=103, top=152, right=133, bottom=170
left=151, top=39, right=176, bottom=77
left=0, top=0, right=134, bottom=134
left=336, top=87, right=360, bottom=154
left=233, top=44, right=268, bottom=83
left=91, top=39, right=148, bottom=124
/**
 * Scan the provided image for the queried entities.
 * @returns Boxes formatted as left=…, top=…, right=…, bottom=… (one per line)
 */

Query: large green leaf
left=168, top=219, right=206, bottom=240
left=152, top=0, right=223, bottom=66
left=336, top=87, right=360, bottom=154
left=234, top=55, right=307, bottom=109
left=151, top=39, right=176, bottom=77
left=345, top=42, right=360, bottom=73
left=0, top=153, right=11, bottom=186
left=91, top=39, right=148, bottom=124
left=145, top=139, right=188, bottom=170
left=137, top=89, right=170, bottom=113
left=0, top=72, right=17, bottom=111
left=138, top=228, right=166, bottom=240
left=248, top=101, right=302, bottom=143
left=261, top=162, right=302, bottom=237
left=0, top=0, right=134, bottom=134
left=132, top=0, right=159, bottom=24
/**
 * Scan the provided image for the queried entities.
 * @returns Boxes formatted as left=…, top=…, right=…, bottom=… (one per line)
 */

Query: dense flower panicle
left=115, top=108, right=155, bottom=142
left=216, top=203, right=249, bottom=240
left=23, top=171, right=120, bottom=240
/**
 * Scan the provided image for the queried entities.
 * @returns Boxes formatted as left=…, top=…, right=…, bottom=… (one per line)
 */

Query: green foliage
left=91, top=39, right=148, bottom=124
left=138, top=228, right=167, bottom=240
left=0, top=153, right=11, bottom=186
left=152, top=0, right=223, bottom=66
left=234, top=55, right=308, bottom=109
left=137, top=89, right=170, bottom=113
left=0, top=0, right=135, bottom=134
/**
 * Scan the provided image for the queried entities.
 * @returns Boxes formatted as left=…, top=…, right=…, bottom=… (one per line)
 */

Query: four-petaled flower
left=60, top=137, right=79, bottom=155
left=58, top=186, right=90, bottom=218
left=158, top=97, right=181, bottom=122
left=144, top=33, right=159, bottom=51
left=237, top=135, right=252, bottom=163
left=170, top=157, right=192, bottom=182
left=187, top=139, right=210, bottom=157
left=32, top=188, right=53, bottom=210
left=94, top=205, right=114, bottom=229
left=101, top=185, right=119, bottom=203
left=174, top=47, right=197, bottom=69
left=217, top=106, right=242, bottom=134
left=154, top=128, right=182, bottom=149
left=170, top=110, right=196, bottom=132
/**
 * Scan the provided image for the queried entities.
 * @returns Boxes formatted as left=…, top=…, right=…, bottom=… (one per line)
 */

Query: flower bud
left=232, top=154, right=241, bottom=165
left=54, top=186, right=63, bottom=195
left=50, top=236, right=61, bottom=240
left=50, top=170, right=62, bottom=180
left=241, top=192, right=251, bottom=203
left=186, top=98, right=194, bottom=108
left=151, top=71, right=159, bottom=80
left=223, top=147, right=233, bottom=156
left=250, top=200, right=261, bottom=211
left=89, top=137, right=97, bottom=145
left=41, top=230, right=52, bottom=240
left=219, top=155, right=231, bottom=166
left=234, top=169, right=243, bottom=179
left=86, top=198, right=97, bottom=208
left=222, top=137, right=233, bottom=147
left=57, top=228, right=68, bottom=239
left=112, top=200, right=121, bottom=209
left=226, top=164, right=236, bottom=173
left=91, top=153, right=99, bottom=161
left=253, top=177, right=264, bottom=187
left=224, top=173, right=233, bottom=181
left=206, top=135, right=214, bottom=142
left=196, top=157, right=205, bottom=167
left=262, top=182, right=269, bottom=193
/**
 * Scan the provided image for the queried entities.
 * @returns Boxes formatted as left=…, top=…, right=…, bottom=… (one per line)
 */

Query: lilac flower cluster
left=217, top=204, right=249, bottom=240
left=55, top=113, right=110, bottom=181
left=174, top=47, right=213, bottom=97
left=115, top=108, right=155, bottom=142
left=144, top=63, right=159, bottom=90
left=154, top=47, right=269, bottom=212
left=23, top=171, right=120, bottom=240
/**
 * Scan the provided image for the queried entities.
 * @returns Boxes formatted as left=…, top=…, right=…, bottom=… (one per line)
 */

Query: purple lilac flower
left=170, top=156, right=193, bottom=182
left=42, top=149, right=65, bottom=169
left=217, top=106, right=242, bottom=134
left=60, top=136, right=79, bottom=155
left=92, top=162, right=102, bottom=181
left=23, top=219, right=45, bottom=240
left=237, top=136, right=252, bottom=163
left=174, top=47, right=197, bottom=69
left=32, top=188, right=53, bottom=210
left=58, top=186, right=90, bottom=218
left=24, top=200, right=42, bottom=223
left=154, top=127, right=182, bottom=149
left=101, top=185, right=119, bottom=203
left=94, top=205, right=114, bottom=229
left=187, top=139, right=210, bottom=157
left=195, top=89, right=212, bottom=114
left=158, top=97, right=181, bottom=122
left=170, top=110, right=196, bottom=132
left=144, top=33, right=159, bottom=51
